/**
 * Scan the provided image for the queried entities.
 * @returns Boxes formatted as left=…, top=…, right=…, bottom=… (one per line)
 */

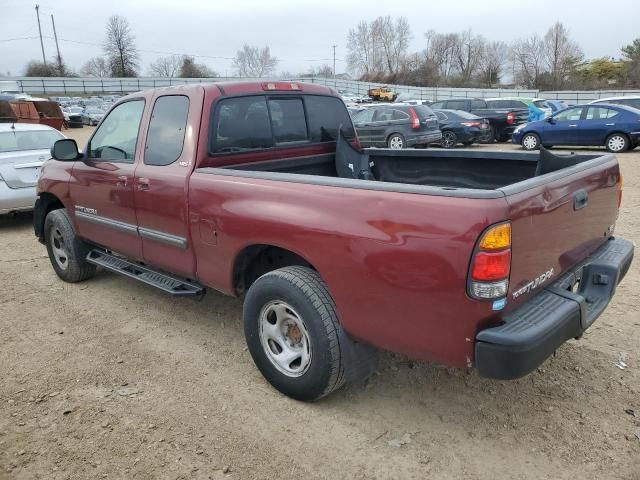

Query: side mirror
left=546, top=117, right=556, bottom=124
left=51, top=138, right=80, bottom=161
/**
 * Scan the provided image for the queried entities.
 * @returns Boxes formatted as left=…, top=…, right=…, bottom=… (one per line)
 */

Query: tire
left=605, top=133, right=629, bottom=153
left=482, top=125, right=495, bottom=144
left=387, top=133, right=405, bottom=149
left=441, top=130, right=458, bottom=148
left=243, top=266, right=375, bottom=401
left=44, top=209, right=96, bottom=283
left=521, top=133, right=540, bottom=151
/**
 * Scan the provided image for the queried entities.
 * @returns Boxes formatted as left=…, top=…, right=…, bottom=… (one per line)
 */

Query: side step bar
left=86, top=249, right=205, bottom=297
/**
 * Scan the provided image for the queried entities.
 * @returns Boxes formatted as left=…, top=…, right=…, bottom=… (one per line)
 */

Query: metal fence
left=3, top=76, right=640, bottom=103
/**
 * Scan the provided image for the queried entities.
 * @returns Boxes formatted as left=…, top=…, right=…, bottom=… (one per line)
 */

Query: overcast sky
left=0, top=0, right=637, bottom=77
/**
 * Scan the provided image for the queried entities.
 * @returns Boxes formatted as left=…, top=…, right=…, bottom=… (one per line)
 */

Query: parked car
left=394, top=93, right=432, bottom=105
left=542, top=99, right=568, bottom=113
left=589, top=95, right=640, bottom=110
left=35, top=81, right=632, bottom=402
left=82, top=108, right=105, bottom=126
left=432, top=109, right=491, bottom=148
left=367, top=86, right=397, bottom=102
left=485, top=97, right=551, bottom=122
left=0, top=123, right=64, bottom=214
left=512, top=103, right=640, bottom=152
left=352, top=104, right=441, bottom=148
left=429, top=98, right=528, bottom=142
left=62, top=107, right=84, bottom=128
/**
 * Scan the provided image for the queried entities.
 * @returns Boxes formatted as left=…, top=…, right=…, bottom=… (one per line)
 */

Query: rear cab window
left=209, top=94, right=354, bottom=154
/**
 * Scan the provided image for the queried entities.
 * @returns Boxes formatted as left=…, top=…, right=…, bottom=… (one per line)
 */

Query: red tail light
left=461, top=121, right=481, bottom=127
left=409, top=107, right=420, bottom=129
left=262, top=82, right=301, bottom=91
left=472, top=251, right=511, bottom=281
left=506, top=112, right=516, bottom=125
left=468, top=222, right=512, bottom=300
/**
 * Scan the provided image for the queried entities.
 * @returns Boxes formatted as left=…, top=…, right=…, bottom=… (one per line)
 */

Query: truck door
left=134, top=91, right=201, bottom=278
left=69, top=99, right=146, bottom=260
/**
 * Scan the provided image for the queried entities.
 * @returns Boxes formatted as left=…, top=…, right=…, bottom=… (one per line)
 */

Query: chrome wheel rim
left=442, top=132, right=456, bottom=148
left=259, top=301, right=312, bottom=377
left=608, top=135, right=625, bottom=152
left=523, top=135, right=538, bottom=150
left=50, top=227, right=69, bottom=271
left=388, top=136, right=404, bottom=149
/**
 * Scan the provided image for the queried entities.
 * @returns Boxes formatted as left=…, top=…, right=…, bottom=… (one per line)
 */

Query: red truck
left=34, top=82, right=633, bottom=401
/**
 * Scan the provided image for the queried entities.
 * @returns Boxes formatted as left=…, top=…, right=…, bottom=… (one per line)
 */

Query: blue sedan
left=512, top=103, right=640, bottom=153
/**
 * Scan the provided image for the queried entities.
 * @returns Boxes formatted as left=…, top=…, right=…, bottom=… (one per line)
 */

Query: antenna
left=35, top=5, right=46, bottom=64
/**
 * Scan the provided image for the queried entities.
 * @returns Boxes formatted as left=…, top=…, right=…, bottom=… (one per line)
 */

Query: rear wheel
left=605, top=133, right=629, bottom=153
left=522, top=133, right=540, bottom=151
left=441, top=130, right=458, bottom=148
left=243, top=266, right=375, bottom=401
left=44, top=209, right=96, bottom=283
left=387, top=133, right=405, bottom=149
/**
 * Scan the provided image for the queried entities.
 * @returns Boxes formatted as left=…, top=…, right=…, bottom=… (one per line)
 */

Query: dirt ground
left=1, top=127, right=639, bottom=480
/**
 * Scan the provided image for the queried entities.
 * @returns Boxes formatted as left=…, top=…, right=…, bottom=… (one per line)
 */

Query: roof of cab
left=119, top=81, right=337, bottom=101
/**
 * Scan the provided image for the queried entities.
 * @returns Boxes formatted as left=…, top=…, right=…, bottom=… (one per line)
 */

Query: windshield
left=0, top=129, right=64, bottom=153
left=86, top=109, right=103, bottom=114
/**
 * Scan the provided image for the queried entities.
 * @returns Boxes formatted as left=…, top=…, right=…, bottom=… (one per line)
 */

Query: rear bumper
left=407, top=131, right=442, bottom=146
left=475, top=237, right=634, bottom=379
left=0, top=181, right=37, bottom=214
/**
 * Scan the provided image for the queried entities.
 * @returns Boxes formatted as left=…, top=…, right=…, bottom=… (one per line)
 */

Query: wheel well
left=233, top=245, right=316, bottom=294
left=34, top=192, right=64, bottom=242
left=387, top=132, right=404, bottom=142
left=606, top=131, right=629, bottom=141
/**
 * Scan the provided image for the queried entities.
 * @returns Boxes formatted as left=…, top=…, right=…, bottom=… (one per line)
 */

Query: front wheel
left=605, top=133, right=629, bottom=153
left=44, top=209, right=96, bottom=283
left=243, top=266, right=375, bottom=401
left=387, top=133, right=405, bottom=149
left=521, top=133, right=540, bottom=151
left=441, top=130, right=458, bottom=148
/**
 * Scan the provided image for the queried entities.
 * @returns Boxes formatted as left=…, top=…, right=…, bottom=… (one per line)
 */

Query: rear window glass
left=145, top=95, right=190, bottom=166
left=213, top=96, right=273, bottom=153
left=471, top=100, right=486, bottom=109
left=414, top=105, right=435, bottom=117
left=0, top=129, right=63, bottom=153
left=305, top=95, right=355, bottom=142
left=446, top=100, right=468, bottom=110
left=268, top=98, right=308, bottom=144
left=430, top=101, right=445, bottom=109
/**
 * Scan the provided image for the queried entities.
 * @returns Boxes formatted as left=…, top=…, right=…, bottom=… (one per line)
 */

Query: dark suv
left=352, top=104, right=441, bottom=149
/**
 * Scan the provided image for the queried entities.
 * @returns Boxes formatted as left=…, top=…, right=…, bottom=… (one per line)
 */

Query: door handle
left=137, top=178, right=150, bottom=191
left=568, top=124, right=578, bottom=127
left=605, top=123, right=615, bottom=126
left=116, top=175, right=128, bottom=188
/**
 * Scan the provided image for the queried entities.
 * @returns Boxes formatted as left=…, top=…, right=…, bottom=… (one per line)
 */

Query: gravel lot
left=1, top=126, right=639, bottom=479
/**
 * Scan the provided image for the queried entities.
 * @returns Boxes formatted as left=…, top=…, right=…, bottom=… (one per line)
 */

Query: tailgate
left=0, top=149, right=47, bottom=188
left=502, top=155, right=621, bottom=306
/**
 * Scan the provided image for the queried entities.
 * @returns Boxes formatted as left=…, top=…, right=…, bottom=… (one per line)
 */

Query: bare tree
left=454, top=30, right=485, bottom=83
left=179, top=56, right=216, bottom=78
left=232, top=45, right=278, bottom=77
left=81, top=57, right=110, bottom=77
left=425, top=31, right=460, bottom=80
left=346, top=21, right=378, bottom=76
left=103, top=15, right=139, bottom=77
left=543, top=22, right=583, bottom=89
left=511, top=34, right=545, bottom=88
left=479, top=40, right=508, bottom=86
left=148, top=55, right=182, bottom=77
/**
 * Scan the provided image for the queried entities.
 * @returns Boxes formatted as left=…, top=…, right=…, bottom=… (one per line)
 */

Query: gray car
left=0, top=123, right=65, bottom=214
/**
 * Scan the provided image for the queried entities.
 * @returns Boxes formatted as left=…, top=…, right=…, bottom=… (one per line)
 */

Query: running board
left=86, top=250, right=205, bottom=297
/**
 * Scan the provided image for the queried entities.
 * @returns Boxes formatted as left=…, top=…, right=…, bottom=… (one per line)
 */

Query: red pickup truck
left=34, top=82, right=633, bottom=401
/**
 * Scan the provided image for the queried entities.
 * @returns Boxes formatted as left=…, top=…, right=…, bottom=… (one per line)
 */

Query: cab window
left=145, top=95, right=190, bottom=166
left=89, top=100, right=145, bottom=162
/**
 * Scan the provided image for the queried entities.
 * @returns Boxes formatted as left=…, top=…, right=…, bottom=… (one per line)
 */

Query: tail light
left=619, top=173, right=623, bottom=208
left=409, top=107, right=420, bottom=129
left=506, top=112, right=516, bottom=125
left=461, top=121, right=481, bottom=128
left=468, top=222, right=511, bottom=300
left=262, top=82, right=301, bottom=91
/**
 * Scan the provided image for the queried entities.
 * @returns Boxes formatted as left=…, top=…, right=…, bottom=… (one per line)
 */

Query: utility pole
left=51, top=14, right=63, bottom=73
left=35, top=5, right=46, bottom=64
left=332, top=45, right=337, bottom=87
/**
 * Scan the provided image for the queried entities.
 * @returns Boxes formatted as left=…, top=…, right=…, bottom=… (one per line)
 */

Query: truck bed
left=222, top=148, right=605, bottom=191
